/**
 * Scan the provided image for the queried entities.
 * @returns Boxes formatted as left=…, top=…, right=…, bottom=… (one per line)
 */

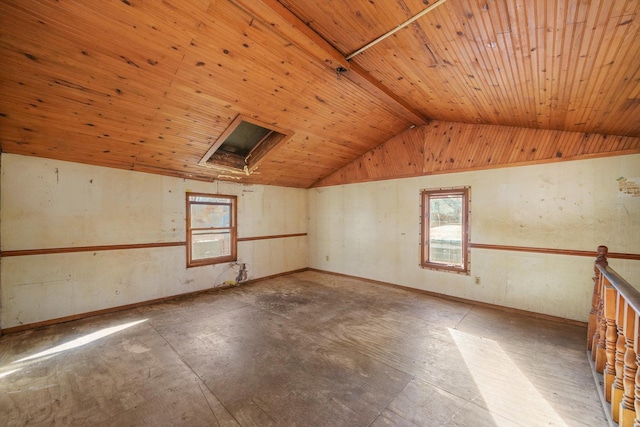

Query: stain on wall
left=617, top=177, right=640, bottom=197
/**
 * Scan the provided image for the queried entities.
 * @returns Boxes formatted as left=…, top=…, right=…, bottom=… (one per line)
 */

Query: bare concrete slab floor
left=0, top=271, right=607, bottom=426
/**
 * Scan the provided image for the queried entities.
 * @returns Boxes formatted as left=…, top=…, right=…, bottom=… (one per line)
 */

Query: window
left=186, top=193, right=237, bottom=267
left=199, top=115, right=291, bottom=175
left=420, top=187, right=470, bottom=274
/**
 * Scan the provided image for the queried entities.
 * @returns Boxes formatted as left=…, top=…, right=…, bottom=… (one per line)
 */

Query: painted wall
left=0, top=154, right=308, bottom=329
left=308, top=154, right=640, bottom=322
left=2, top=153, right=638, bottom=328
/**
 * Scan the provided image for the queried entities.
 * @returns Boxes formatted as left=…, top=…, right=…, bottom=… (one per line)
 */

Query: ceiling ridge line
left=230, top=0, right=430, bottom=126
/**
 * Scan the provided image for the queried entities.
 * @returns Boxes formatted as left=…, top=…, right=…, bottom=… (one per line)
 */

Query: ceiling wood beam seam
left=345, top=0, right=449, bottom=60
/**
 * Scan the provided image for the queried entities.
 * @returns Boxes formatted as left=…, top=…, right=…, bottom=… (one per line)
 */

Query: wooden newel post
left=596, top=245, right=609, bottom=266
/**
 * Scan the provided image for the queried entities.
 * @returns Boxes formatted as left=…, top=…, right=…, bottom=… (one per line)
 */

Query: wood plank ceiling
left=1, top=0, right=639, bottom=188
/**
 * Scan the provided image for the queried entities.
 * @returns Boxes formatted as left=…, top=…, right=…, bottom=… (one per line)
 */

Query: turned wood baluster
left=620, top=304, right=637, bottom=427
left=593, top=287, right=603, bottom=362
left=595, top=246, right=609, bottom=370
left=603, top=280, right=618, bottom=402
left=588, top=275, right=600, bottom=352
left=613, top=296, right=626, bottom=422
left=589, top=245, right=607, bottom=352
left=633, top=313, right=640, bottom=427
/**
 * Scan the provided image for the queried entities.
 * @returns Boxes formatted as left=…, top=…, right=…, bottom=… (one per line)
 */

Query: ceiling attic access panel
left=199, top=115, right=292, bottom=174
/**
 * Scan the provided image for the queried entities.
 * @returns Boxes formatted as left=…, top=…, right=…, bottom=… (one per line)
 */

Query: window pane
left=187, top=193, right=237, bottom=268
left=189, top=195, right=231, bottom=204
left=190, top=204, right=231, bottom=228
left=191, top=230, right=231, bottom=260
left=429, top=196, right=463, bottom=266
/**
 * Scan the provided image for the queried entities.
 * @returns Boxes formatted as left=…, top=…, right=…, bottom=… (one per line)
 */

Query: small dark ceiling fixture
left=199, top=115, right=291, bottom=175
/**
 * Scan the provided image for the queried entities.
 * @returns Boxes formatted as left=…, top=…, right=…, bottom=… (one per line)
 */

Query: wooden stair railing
left=588, top=245, right=640, bottom=426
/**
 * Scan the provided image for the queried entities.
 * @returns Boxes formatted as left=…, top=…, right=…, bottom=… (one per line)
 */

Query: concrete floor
left=0, top=271, right=606, bottom=426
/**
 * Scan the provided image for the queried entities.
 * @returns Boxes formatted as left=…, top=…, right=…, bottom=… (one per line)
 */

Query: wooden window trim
left=420, top=187, right=470, bottom=274
left=186, top=192, right=237, bottom=268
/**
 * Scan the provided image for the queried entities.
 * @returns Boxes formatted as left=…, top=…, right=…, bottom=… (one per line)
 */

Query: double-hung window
left=420, top=187, right=470, bottom=274
left=186, top=193, right=237, bottom=267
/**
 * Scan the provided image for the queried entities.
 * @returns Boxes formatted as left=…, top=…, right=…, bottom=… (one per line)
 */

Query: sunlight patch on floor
left=449, top=328, right=568, bottom=426
left=0, top=369, right=22, bottom=380
left=13, top=319, right=148, bottom=364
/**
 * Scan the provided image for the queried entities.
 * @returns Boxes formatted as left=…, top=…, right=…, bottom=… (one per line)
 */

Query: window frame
left=186, top=192, right=237, bottom=268
left=420, top=187, right=470, bottom=274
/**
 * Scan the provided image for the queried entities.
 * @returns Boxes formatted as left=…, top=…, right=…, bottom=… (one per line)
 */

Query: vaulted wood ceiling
left=1, top=0, right=639, bottom=188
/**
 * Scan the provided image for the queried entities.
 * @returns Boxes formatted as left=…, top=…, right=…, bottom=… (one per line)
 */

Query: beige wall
left=308, top=154, right=640, bottom=322
left=2, top=153, right=638, bottom=328
left=0, top=154, right=308, bottom=329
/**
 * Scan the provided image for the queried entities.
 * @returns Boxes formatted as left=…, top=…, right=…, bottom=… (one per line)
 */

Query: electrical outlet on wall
left=474, top=277, right=480, bottom=285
